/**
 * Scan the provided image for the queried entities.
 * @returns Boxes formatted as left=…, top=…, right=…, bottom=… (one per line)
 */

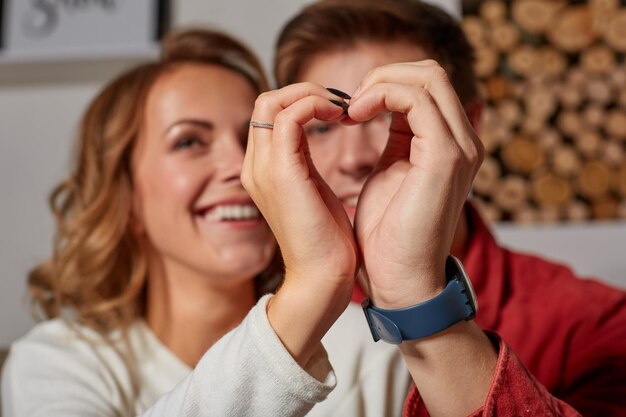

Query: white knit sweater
left=2, top=295, right=410, bottom=417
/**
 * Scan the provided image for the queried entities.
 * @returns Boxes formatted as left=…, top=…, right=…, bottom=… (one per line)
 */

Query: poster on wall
left=0, top=0, right=4, bottom=52
left=0, top=0, right=168, bottom=62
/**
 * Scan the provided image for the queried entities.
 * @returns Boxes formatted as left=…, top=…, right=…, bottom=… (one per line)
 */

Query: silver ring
left=249, top=121, right=274, bottom=129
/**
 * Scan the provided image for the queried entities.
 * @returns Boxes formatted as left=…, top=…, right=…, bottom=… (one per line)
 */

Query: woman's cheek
left=159, top=159, right=204, bottom=203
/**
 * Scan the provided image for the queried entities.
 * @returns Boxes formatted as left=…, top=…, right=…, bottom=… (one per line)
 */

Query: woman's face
left=132, top=64, right=275, bottom=286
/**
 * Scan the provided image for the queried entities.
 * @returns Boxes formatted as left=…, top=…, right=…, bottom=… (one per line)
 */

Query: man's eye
left=306, top=123, right=332, bottom=136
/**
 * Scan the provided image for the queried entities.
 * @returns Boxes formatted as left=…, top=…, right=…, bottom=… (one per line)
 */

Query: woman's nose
left=215, top=134, right=246, bottom=183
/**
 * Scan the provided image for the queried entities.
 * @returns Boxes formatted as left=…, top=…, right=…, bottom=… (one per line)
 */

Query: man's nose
left=338, top=124, right=381, bottom=180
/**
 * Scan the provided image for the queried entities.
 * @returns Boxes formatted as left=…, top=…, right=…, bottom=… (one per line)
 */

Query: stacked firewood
left=462, top=0, right=626, bottom=223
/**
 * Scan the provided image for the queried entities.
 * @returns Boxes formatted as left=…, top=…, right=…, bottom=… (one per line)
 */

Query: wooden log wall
left=462, top=0, right=626, bottom=223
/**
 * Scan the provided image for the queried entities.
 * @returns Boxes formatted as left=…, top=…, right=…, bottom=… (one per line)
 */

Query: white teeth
left=203, top=204, right=260, bottom=221
left=343, top=196, right=359, bottom=207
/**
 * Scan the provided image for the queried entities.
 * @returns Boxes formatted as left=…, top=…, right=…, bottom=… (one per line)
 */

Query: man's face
left=298, top=41, right=430, bottom=221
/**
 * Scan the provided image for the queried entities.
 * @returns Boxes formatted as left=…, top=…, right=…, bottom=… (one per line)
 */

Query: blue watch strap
left=362, top=279, right=475, bottom=344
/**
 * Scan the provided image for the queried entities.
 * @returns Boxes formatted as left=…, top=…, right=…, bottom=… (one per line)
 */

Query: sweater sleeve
left=160, top=294, right=336, bottom=416
left=402, top=333, right=582, bottom=417
left=2, top=294, right=336, bottom=417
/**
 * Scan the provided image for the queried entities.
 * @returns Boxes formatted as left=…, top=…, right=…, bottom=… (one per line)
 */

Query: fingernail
left=329, top=99, right=349, bottom=114
left=351, top=85, right=361, bottom=99
left=326, top=87, right=351, bottom=100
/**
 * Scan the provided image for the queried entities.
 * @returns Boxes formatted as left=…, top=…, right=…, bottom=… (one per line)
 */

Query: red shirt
left=353, top=204, right=626, bottom=416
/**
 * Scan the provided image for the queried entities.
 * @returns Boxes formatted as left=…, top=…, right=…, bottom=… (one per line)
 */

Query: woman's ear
left=464, top=99, right=483, bottom=133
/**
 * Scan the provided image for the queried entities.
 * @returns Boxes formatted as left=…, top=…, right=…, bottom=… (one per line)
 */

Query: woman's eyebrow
left=163, top=119, right=214, bottom=136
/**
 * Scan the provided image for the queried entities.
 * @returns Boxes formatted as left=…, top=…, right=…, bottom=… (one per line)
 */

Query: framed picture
left=0, top=0, right=4, bottom=51
left=0, top=0, right=168, bottom=62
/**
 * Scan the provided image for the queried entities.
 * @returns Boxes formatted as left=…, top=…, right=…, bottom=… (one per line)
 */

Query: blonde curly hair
left=28, top=29, right=272, bottom=334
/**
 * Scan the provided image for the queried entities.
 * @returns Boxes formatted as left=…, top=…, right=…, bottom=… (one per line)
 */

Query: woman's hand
left=349, top=60, right=484, bottom=309
left=241, top=83, right=358, bottom=366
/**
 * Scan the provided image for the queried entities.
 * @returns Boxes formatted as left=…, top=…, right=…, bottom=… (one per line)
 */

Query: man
left=273, top=1, right=626, bottom=415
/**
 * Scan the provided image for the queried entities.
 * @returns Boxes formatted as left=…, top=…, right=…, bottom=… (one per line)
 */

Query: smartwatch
left=362, top=255, right=478, bottom=344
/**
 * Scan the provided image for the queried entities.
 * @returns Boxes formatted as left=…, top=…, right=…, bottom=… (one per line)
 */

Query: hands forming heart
left=241, top=60, right=484, bottom=365
left=349, top=61, right=484, bottom=309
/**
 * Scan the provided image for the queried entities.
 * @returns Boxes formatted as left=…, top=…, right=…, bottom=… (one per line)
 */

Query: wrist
left=267, top=273, right=352, bottom=366
left=399, top=321, right=497, bottom=417
left=362, top=256, right=478, bottom=344
left=283, top=246, right=358, bottom=291
left=398, top=319, right=485, bottom=352
left=368, top=267, right=447, bottom=309
left=279, top=273, right=354, bottom=318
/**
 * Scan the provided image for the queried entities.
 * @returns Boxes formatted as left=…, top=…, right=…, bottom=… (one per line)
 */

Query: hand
left=242, top=83, right=358, bottom=365
left=349, top=60, right=484, bottom=309
left=243, top=82, right=358, bottom=290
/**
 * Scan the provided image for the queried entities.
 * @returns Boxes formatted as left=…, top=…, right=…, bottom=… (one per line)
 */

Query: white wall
left=23, top=0, right=626, bottom=351
left=0, top=0, right=341, bottom=347
left=493, top=222, right=626, bottom=290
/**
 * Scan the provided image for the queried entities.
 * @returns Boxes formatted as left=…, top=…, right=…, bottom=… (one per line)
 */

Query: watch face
left=447, top=256, right=478, bottom=314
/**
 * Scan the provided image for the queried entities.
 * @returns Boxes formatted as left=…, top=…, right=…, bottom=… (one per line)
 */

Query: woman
left=2, top=25, right=481, bottom=417
left=2, top=29, right=358, bottom=416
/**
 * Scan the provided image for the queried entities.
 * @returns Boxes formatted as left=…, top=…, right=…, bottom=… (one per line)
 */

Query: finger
left=353, top=61, right=467, bottom=130
left=348, top=82, right=457, bottom=170
left=249, top=82, right=348, bottom=173
left=251, top=82, right=347, bottom=131
left=272, top=95, right=346, bottom=158
left=249, top=95, right=345, bottom=211
left=351, top=61, right=478, bottom=155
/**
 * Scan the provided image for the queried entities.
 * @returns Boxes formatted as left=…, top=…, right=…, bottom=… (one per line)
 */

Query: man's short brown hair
left=274, top=0, right=479, bottom=106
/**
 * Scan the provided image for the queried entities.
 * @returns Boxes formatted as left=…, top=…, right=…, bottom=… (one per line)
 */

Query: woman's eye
left=174, top=136, right=204, bottom=150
